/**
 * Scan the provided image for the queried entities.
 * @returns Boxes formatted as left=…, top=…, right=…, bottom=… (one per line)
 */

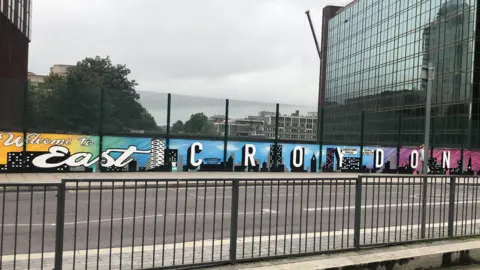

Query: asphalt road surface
left=0, top=180, right=479, bottom=259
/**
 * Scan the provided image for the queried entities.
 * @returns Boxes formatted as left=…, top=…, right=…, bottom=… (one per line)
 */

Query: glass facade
left=0, top=0, right=32, bottom=39
left=323, top=0, right=479, bottom=148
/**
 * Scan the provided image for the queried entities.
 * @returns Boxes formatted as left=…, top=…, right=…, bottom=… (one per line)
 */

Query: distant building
left=28, top=64, right=75, bottom=86
left=213, top=110, right=317, bottom=141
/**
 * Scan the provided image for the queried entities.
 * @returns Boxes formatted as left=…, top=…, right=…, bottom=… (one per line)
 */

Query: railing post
left=54, top=182, right=66, bottom=270
left=448, top=177, right=456, bottom=238
left=421, top=176, right=428, bottom=239
left=229, top=179, right=240, bottom=264
left=354, top=176, right=362, bottom=248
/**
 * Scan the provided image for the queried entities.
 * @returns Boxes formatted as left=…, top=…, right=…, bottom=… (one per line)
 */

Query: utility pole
left=305, top=10, right=325, bottom=165
left=422, top=63, right=434, bottom=176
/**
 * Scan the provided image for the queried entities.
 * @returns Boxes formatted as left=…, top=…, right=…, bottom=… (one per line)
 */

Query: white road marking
left=0, top=210, right=280, bottom=227
left=4, top=218, right=480, bottom=263
left=188, top=193, right=300, bottom=199
left=304, top=200, right=480, bottom=211
left=0, top=214, right=165, bottom=227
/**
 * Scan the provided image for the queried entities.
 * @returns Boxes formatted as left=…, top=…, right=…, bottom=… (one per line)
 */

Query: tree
left=27, top=56, right=158, bottom=133
left=183, top=113, right=215, bottom=135
left=171, top=120, right=184, bottom=134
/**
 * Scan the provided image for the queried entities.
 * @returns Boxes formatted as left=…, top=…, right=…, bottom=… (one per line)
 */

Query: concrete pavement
left=206, top=239, right=480, bottom=269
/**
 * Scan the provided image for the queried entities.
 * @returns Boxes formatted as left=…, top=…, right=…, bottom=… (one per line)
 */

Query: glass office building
left=322, top=0, right=479, bottom=148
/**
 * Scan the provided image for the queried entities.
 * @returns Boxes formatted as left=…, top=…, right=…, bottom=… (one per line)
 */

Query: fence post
left=22, top=80, right=28, bottom=172
left=318, top=107, right=324, bottom=171
left=224, top=99, right=229, bottom=170
left=273, top=103, right=280, bottom=169
left=166, top=93, right=172, bottom=148
left=396, top=112, right=402, bottom=173
left=359, top=111, right=365, bottom=170
left=229, top=179, right=240, bottom=264
left=448, top=177, right=456, bottom=237
left=460, top=128, right=465, bottom=175
left=354, top=176, right=362, bottom=248
left=54, top=182, right=66, bottom=270
left=98, top=87, right=105, bottom=173
left=421, top=176, right=428, bottom=239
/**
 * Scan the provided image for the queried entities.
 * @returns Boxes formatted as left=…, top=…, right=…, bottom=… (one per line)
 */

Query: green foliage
left=171, top=120, right=184, bottom=134
left=183, top=113, right=216, bottom=136
left=27, top=56, right=158, bottom=133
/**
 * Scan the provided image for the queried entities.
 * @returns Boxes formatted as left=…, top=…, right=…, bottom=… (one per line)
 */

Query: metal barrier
left=0, top=183, right=60, bottom=270
left=0, top=176, right=479, bottom=270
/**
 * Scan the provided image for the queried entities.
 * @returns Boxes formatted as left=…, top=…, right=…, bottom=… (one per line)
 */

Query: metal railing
left=0, top=176, right=479, bottom=269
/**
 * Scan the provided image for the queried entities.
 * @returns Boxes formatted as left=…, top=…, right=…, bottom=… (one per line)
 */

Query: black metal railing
left=0, top=176, right=479, bottom=269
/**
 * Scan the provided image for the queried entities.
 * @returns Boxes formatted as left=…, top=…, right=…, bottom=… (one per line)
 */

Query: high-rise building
left=320, top=0, right=479, bottom=148
left=0, top=0, right=32, bottom=131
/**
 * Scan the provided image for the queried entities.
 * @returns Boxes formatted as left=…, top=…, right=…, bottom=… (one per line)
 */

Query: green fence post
left=273, top=103, right=280, bottom=169
left=223, top=99, right=229, bottom=170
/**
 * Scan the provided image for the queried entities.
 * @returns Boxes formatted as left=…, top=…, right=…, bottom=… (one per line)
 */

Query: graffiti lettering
left=32, top=146, right=150, bottom=168
left=0, top=133, right=23, bottom=147
left=0, top=133, right=72, bottom=147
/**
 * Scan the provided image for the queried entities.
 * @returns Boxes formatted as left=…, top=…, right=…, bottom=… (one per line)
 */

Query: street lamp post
left=422, top=62, right=435, bottom=176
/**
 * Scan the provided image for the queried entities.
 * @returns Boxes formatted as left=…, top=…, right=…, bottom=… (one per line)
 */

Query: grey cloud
left=29, top=0, right=352, bottom=106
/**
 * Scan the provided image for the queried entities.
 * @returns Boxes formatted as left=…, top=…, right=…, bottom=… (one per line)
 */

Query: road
left=0, top=179, right=479, bottom=269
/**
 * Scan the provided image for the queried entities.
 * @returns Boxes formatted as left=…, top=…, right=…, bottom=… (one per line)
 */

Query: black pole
left=460, top=127, right=465, bottom=175
left=22, top=80, right=28, bottom=172
left=396, top=112, right=402, bottom=173
left=306, top=10, right=325, bottom=172
left=359, top=111, right=365, bottom=171
left=54, top=183, right=66, bottom=270
left=223, top=99, right=229, bottom=170
left=98, top=88, right=105, bottom=172
left=166, top=93, right=171, bottom=148
left=318, top=107, right=325, bottom=171
left=430, top=115, right=435, bottom=157
left=273, top=103, right=280, bottom=169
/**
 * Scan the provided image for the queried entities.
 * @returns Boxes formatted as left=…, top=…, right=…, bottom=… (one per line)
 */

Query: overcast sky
left=29, top=0, right=350, bottom=106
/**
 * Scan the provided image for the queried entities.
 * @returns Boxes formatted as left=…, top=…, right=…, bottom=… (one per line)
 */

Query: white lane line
left=304, top=200, right=480, bottom=211
left=188, top=193, right=300, bottom=199
left=5, top=218, right=480, bottom=263
left=0, top=210, right=280, bottom=227
left=0, top=214, right=165, bottom=227
left=169, top=210, right=279, bottom=216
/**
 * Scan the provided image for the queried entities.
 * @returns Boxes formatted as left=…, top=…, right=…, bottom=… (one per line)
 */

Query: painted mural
left=1, top=131, right=480, bottom=174
left=1, top=132, right=100, bottom=172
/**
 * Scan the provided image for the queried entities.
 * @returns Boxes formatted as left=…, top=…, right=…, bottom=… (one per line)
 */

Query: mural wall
left=1, top=132, right=100, bottom=172
left=1, top=131, right=480, bottom=174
